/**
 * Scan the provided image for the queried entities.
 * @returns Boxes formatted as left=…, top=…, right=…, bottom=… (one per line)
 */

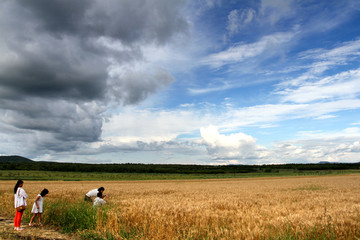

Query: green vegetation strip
left=1, top=169, right=360, bottom=181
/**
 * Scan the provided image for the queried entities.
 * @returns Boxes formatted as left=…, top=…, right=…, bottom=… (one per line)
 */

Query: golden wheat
left=1, top=175, right=360, bottom=239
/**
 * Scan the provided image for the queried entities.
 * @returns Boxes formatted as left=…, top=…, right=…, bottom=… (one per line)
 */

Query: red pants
left=14, top=209, right=24, bottom=227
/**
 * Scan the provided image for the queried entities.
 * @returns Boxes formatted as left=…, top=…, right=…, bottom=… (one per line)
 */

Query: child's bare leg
left=38, top=213, right=42, bottom=225
left=29, top=213, right=36, bottom=225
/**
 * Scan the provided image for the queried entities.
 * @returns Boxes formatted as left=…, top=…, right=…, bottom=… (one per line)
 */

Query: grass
left=1, top=169, right=359, bottom=181
left=41, top=200, right=138, bottom=239
left=43, top=200, right=100, bottom=233
left=266, top=223, right=337, bottom=240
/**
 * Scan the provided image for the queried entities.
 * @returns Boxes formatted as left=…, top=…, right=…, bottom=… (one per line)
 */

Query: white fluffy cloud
left=102, top=108, right=205, bottom=143
left=200, top=125, right=268, bottom=162
left=198, top=125, right=360, bottom=164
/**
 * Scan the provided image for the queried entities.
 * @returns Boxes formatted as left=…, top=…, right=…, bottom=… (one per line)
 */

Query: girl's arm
left=35, top=195, right=41, bottom=209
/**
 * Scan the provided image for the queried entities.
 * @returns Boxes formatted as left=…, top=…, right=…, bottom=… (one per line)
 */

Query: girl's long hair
left=14, top=180, right=23, bottom=194
left=40, top=188, right=49, bottom=197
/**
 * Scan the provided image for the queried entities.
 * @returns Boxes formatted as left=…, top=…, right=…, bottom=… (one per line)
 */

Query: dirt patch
left=0, top=216, right=74, bottom=240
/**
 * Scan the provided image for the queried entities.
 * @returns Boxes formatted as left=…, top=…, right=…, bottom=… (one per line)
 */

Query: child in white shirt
left=93, top=192, right=106, bottom=206
left=29, top=188, right=49, bottom=226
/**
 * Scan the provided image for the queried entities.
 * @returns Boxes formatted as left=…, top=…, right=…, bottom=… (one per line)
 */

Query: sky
left=1, top=0, right=360, bottom=165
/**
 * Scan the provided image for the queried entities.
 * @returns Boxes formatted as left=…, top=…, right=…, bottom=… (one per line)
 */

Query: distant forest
left=1, top=155, right=360, bottom=174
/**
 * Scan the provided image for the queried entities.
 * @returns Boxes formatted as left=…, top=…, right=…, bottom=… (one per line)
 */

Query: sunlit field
left=1, top=175, right=360, bottom=239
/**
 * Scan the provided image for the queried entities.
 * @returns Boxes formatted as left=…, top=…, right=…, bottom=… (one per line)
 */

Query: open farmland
left=1, top=175, right=360, bottom=239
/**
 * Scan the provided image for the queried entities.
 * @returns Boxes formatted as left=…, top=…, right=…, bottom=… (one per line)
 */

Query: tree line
left=1, top=155, right=360, bottom=174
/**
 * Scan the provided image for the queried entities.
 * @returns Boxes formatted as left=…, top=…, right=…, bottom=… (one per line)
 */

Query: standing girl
left=14, top=180, right=28, bottom=231
left=29, top=188, right=49, bottom=226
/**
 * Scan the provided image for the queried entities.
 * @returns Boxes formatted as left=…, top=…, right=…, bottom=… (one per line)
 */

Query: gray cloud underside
left=0, top=0, right=189, bottom=153
left=18, top=0, right=188, bottom=45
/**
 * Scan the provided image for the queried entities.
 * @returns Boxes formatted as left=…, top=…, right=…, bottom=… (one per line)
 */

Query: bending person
left=84, top=187, right=106, bottom=202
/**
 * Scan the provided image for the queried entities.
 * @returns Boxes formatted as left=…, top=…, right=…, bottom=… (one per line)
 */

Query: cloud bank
left=0, top=0, right=189, bottom=154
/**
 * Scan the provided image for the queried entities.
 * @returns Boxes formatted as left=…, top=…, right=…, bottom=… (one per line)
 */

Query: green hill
left=0, top=155, right=33, bottom=163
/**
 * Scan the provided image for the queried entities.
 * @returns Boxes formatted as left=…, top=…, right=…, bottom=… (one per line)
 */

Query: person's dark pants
left=84, top=195, right=92, bottom=202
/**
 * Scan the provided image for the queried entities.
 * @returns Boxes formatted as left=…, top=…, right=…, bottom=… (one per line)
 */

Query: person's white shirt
left=93, top=197, right=106, bottom=206
left=14, top=187, right=28, bottom=208
left=86, top=189, right=99, bottom=198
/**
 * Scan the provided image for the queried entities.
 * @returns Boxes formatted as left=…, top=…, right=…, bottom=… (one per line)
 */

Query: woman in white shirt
left=14, top=180, right=28, bottom=231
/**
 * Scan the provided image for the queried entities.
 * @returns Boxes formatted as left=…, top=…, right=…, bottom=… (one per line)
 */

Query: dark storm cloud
left=107, top=66, right=175, bottom=105
left=0, top=0, right=189, bottom=153
left=0, top=37, right=108, bottom=101
left=16, top=0, right=188, bottom=45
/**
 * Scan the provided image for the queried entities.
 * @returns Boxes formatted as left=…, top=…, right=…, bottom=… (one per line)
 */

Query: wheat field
left=1, top=174, right=360, bottom=239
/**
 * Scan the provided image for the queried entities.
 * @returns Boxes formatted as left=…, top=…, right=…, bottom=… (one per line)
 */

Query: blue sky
left=1, top=0, right=360, bottom=164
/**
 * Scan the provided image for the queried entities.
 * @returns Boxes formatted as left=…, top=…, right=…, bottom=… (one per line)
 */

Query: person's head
left=14, top=180, right=24, bottom=194
left=97, top=192, right=103, bottom=198
left=40, top=188, right=49, bottom=197
left=98, top=187, right=105, bottom=193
